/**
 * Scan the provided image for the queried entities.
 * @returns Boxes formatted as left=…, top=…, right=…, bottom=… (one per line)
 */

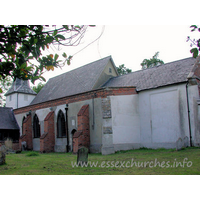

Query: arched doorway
left=71, top=129, right=77, bottom=152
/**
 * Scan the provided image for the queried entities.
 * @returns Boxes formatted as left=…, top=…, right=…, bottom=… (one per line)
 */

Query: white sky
left=38, top=25, right=199, bottom=85
left=4, top=0, right=199, bottom=87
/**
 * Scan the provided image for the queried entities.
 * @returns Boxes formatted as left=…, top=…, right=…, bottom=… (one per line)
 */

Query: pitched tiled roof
left=103, top=57, right=196, bottom=91
left=5, top=78, right=36, bottom=96
left=30, top=56, right=113, bottom=105
left=0, top=107, right=20, bottom=130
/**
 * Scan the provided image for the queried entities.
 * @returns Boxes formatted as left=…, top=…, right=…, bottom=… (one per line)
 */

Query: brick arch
left=73, top=105, right=90, bottom=153
left=19, top=114, right=33, bottom=150
left=40, top=111, right=55, bottom=153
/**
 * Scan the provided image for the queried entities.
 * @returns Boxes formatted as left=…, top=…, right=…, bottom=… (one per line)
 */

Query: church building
left=3, top=56, right=200, bottom=154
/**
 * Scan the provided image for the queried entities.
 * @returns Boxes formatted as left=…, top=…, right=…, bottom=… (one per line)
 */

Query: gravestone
left=5, top=138, right=13, bottom=150
left=4, top=138, right=15, bottom=153
left=0, top=145, right=6, bottom=152
left=0, top=151, right=6, bottom=165
left=21, top=141, right=27, bottom=151
left=176, top=138, right=183, bottom=150
left=77, top=147, right=88, bottom=166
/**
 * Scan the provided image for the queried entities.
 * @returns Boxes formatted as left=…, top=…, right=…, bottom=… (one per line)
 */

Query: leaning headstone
left=5, top=138, right=13, bottom=150
left=0, top=145, right=7, bottom=153
left=176, top=138, right=183, bottom=150
left=4, top=138, right=15, bottom=153
left=0, top=151, right=6, bottom=165
left=21, top=141, right=27, bottom=151
left=183, top=136, right=189, bottom=148
left=77, top=147, right=88, bottom=166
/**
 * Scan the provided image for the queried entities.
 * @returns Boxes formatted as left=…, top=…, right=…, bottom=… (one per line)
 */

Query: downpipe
left=186, top=81, right=193, bottom=147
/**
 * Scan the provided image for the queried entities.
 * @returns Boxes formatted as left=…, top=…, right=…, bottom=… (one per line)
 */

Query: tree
left=32, top=82, right=45, bottom=94
left=117, top=64, right=132, bottom=75
left=0, top=76, right=12, bottom=106
left=0, top=25, right=95, bottom=89
left=187, top=25, right=200, bottom=58
left=141, top=52, right=164, bottom=70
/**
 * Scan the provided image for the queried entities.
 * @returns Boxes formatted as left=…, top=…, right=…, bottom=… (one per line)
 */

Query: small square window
left=9, top=95, right=12, bottom=101
left=109, top=68, right=112, bottom=73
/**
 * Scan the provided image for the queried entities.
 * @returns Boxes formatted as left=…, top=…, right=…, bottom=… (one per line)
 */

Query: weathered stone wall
left=102, top=97, right=112, bottom=119
left=14, top=87, right=136, bottom=154
left=101, top=97, right=115, bottom=155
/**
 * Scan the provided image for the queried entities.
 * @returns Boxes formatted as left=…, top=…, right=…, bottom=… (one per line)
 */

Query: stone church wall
left=14, top=87, right=137, bottom=153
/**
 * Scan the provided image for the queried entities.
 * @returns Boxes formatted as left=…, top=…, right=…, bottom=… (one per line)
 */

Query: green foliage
left=141, top=52, right=164, bottom=70
left=0, top=25, right=95, bottom=87
left=26, top=151, right=39, bottom=156
left=32, top=82, right=45, bottom=94
left=117, top=64, right=132, bottom=75
left=187, top=25, right=200, bottom=58
left=0, top=76, right=12, bottom=106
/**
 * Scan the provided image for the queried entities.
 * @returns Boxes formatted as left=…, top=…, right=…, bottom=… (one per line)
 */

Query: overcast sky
left=2, top=0, right=199, bottom=195
left=39, top=25, right=198, bottom=84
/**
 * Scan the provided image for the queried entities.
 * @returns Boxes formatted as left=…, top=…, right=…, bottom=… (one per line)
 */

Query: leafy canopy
left=31, top=82, right=45, bottom=94
left=0, top=25, right=95, bottom=84
left=141, top=52, right=164, bottom=70
left=117, top=64, right=132, bottom=75
left=187, top=25, right=200, bottom=58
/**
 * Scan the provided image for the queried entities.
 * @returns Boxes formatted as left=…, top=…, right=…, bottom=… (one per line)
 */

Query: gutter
left=186, top=81, right=193, bottom=147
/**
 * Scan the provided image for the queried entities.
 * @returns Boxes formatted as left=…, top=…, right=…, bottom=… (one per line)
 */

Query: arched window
left=33, top=114, right=40, bottom=138
left=57, top=110, right=66, bottom=138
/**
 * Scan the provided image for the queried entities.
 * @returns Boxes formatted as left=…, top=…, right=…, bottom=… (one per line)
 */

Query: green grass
left=0, top=147, right=200, bottom=175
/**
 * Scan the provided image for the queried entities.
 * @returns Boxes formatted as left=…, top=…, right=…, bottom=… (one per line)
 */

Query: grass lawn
left=0, top=147, right=200, bottom=175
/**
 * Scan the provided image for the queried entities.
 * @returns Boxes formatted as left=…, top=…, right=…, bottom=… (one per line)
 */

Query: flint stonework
left=102, top=97, right=112, bottom=119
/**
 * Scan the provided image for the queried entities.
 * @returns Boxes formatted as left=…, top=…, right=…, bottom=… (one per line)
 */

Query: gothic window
left=33, top=114, right=40, bottom=138
left=57, top=110, right=66, bottom=138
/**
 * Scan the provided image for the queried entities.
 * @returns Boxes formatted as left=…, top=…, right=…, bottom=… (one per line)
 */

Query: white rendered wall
left=6, top=93, right=17, bottom=109
left=110, top=95, right=140, bottom=150
left=139, top=84, right=190, bottom=149
left=18, top=93, right=36, bottom=108
left=6, top=93, right=36, bottom=109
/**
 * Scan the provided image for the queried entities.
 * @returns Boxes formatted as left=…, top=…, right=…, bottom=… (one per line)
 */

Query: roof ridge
left=109, top=57, right=195, bottom=79
left=103, top=57, right=196, bottom=91
left=49, top=55, right=112, bottom=81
